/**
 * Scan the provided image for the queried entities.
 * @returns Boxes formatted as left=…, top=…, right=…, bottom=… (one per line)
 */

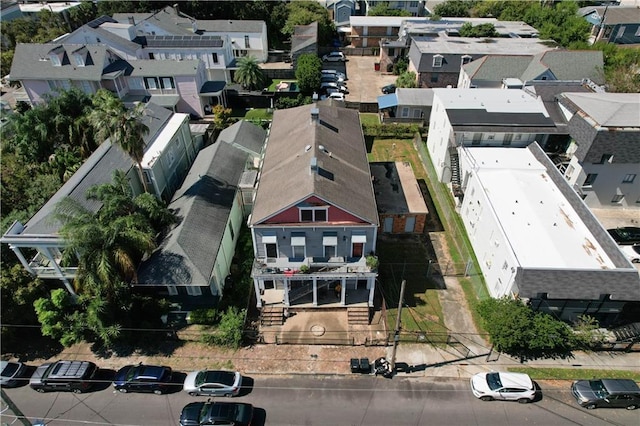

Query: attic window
left=461, top=55, right=472, bottom=65
left=433, top=54, right=443, bottom=68
left=317, top=167, right=334, bottom=181
left=50, top=54, right=62, bottom=66
left=73, top=52, right=86, bottom=67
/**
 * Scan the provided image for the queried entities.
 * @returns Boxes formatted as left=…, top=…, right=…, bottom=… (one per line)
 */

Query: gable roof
left=578, top=5, right=640, bottom=25
left=136, top=141, right=248, bottom=287
left=292, top=21, right=318, bottom=53
left=113, top=6, right=195, bottom=35
left=10, top=43, right=108, bottom=80
left=557, top=92, right=640, bottom=128
left=250, top=103, right=378, bottom=226
left=520, top=50, right=604, bottom=84
left=215, top=120, right=266, bottom=157
left=463, top=55, right=533, bottom=81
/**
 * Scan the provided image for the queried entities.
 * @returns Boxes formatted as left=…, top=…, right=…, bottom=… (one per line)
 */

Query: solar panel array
left=146, top=35, right=224, bottom=48
left=87, top=15, right=117, bottom=29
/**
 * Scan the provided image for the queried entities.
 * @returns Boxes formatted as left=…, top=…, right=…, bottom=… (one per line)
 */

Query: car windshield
left=1, top=363, right=19, bottom=377
left=195, top=371, right=206, bottom=386
left=486, top=373, right=503, bottom=391
left=589, top=380, right=610, bottom=399
left=126, top=366, right=141, bottom=381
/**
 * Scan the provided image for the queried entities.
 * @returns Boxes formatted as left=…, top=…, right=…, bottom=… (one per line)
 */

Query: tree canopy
left=234, top=56, right=266, bottom=91
left=295, top=53, right=323, bottom=95
left=368, top=3, right=412, bottom=17
left=282, top=1, right=335, bottom=46
left=396, top=71, right=418, bottom=88
left=458, top=22, right=498, bottom=37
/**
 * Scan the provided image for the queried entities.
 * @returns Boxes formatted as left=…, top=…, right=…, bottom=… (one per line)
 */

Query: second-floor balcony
left=28, top=252, right=78, bottom=280
left=252, top=256, right=377, bottom=279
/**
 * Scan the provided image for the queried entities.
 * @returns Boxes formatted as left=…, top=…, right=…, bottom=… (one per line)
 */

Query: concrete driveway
left=322, top=55, right=397, bottom=103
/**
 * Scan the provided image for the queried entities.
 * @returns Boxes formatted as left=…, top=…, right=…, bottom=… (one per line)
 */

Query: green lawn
left=367, top=138, right=427, bottom=181
left=360, top=113, right=380, bottom=126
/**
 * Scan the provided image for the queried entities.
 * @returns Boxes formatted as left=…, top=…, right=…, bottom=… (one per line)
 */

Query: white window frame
left=144, top=77, right=159, bottom=90
left=433, top=54, right=443, bottom=68
left=186, top=286, right=202, bottom=296
left=167, top=285, right=178, bottom=295
left=612, top=194, right=624, bottom=204
left=160, top=77, right=175, bottom=89
left=622, top=174, right=636, bottom=184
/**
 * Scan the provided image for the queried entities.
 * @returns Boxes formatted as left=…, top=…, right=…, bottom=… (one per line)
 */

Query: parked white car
left=620, top=244, right=640, bottom=263
left=321, top=92, right=345, bottom=101
left=470, top=372, right=536, bottom=403
left=320, top=82, right=348, bottom=93
left=321, top=69, right=347, bottom=80
left=322, top=52, right=346, bottom=62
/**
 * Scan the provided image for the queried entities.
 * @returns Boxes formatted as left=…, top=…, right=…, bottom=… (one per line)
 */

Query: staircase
left=448, top=146, right=464, bottom=199
left=612, top=322, right=640, bottom=343
left=260, top=306, right=284, bottom=326
left=348, top=307, right=370, bottom=325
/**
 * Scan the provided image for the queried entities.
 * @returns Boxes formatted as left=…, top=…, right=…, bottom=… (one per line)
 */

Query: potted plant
left=366, top=255, right=379, bottom=271
left=299, top=264, right=310, bottom=274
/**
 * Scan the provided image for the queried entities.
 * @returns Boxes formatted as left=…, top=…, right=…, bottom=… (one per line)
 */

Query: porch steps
left=260, top=307, right=284, bottom=326
left=348, top=307, right=370, bottom=325
left=448, top=146, right=463, bottom=199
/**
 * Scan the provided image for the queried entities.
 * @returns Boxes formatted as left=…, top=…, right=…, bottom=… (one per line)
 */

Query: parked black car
left=30, top=360, right=97, bottom=394
left=607, top=227, right=640, bottom=245
left=180, top=401, right=254, bottom=426
left=572, top=379, right=640, bottom=410
left=113, top=364, right=172, bottom=395
left=381, top=84, right=396, bottom=94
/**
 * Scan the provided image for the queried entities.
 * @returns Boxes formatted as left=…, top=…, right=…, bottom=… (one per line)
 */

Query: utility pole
left=389, top=279, right=406, bottom=373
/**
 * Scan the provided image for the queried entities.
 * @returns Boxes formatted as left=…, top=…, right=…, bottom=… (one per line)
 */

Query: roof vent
left=305, top=144, right=312, bottom=152
left=310, top=156, right=318, bottom=172
left=318, top=144, right=325, bottom=152
left=310, top=107, right=319, bottom=124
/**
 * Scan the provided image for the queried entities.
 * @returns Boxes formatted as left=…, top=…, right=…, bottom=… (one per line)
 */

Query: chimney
left=310, top=107, right=319, bottom=125
left=173, top=3, right=179, bottom=15
left=310, top=156, right=318, bottom=174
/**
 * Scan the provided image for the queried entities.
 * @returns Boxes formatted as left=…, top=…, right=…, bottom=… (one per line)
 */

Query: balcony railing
left=29, top=252, right=77, bottom=279
left=252, top=256, right=376, bottom=278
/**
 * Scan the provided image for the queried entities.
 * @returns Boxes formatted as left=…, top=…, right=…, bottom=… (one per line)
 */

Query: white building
left=457, top=144, right=640, bottom=324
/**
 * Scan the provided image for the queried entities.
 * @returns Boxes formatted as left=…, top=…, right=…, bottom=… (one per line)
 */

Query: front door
left=352, top=242, right=363, bottom=258
left=383, top=217, right=393, bottom=233
left=265, top=243, right=277, bottom=258
left=404, top=216, right=416, bottom=233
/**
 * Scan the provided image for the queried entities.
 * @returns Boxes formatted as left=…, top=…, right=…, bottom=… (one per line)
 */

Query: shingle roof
left=463, top=55, right=532, bottom=80
left=136, top=142, right=248, bottom=286
left=250, top=103, right=378, bottom=226
left=520, top=50, right=604, bottom=84
left=578, top=5, right=640, bottom=25
left=292, top=22, right=318, bottom=53
left=113, top=6, right=195, bottom=35
left=102, top=58, right=200, bottom=77
left=197, top=19, right=265, bottom=33
left=215, top=120, right=266, bottom=157
left=10, top=43, right=108, bottom=80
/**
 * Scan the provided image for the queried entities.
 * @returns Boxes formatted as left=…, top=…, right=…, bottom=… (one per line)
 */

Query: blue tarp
left=377, top=93, right=398, bottom=110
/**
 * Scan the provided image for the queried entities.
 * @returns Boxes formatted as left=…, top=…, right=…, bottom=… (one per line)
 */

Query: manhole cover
left=310, top=325, right=325, bottom=336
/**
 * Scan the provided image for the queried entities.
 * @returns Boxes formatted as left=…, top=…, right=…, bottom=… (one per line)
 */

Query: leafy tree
left=34, top=288, right=85, bottom=347
left=275, top=94, right=313, bottom=110
left=396, top=71, right=417, bottom=88
left=201, top=307, right=246, bottom=348
left=458, top=22, right=498, bottom=37
left=477, top=297, right=575, bottom=361
left=233, top=56, right=266, bottom=91
left=89, top=90, right=150, bottom=192
left=368, top=3, right=412, bottom=17
left=393, top=56, right=409, bottom=75
left=295, top=53, right=322, bottom=94
left=433, top=0, right=478, bottom=17
left=283, top=1, right=335, bottom=46
left=212, top=105, right=233, bottom=132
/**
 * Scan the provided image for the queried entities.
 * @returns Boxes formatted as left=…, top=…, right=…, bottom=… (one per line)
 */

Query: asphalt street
left=2, top=375, right=637, bottom=426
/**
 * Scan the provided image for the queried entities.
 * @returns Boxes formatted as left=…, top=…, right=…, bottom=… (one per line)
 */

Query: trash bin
left=360, top=358, right=371, bottom=374
left=350, top=358, right=360, bottom=373
left=374, top=62, right=380, bottom=71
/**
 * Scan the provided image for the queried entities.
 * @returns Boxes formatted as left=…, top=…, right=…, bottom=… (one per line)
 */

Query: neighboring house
left=324, top=0, right=357, bottom=27
left=371, top=161, right=429, bottom=234
left=112, top=6, right=269, bottom=62
left=425, top=88, right=557, bottom=195
left=291, top=22, right=318, bottom=68
left=380, top=17, right=538, bottom=72
left=135, top=125, right=264, bottom=304
left=1, top=104, right=199, bottom=294
left=349, top=16, right=425, bottom=48
left=377, top=87, right=433, bottom=124
left=457, top=143, right=640, bottom=324
left=407, top=35, right=554, bottom=88
left=578, top=5, right=640, bottom=45
left=556, top=92, right=640, bottom=210
left=249, top=103, right=379, bottom=319
left=457, top=50, right=605, bottom=89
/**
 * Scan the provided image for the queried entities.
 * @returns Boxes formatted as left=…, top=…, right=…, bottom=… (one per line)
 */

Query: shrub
left=188, top=308, right=218, bottom=325
left=201, top=307, right=246, bottom=349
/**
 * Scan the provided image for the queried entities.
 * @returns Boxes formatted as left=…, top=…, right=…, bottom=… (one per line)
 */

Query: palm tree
left=234, top=56, right=266, bottom=90
left=89, top=90, right=150, bottom=192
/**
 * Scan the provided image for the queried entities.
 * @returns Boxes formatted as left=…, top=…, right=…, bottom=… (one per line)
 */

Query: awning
left=352, top=235, right=367, bottom=243
left=200, top=81, right=226, bottom=95
left=291, top=236, right=306, bottom=246
left=262, top=235, right=277, bottom=244
left=323, top=236, right=338, bottom=246
left=377, top=93, right=398, bottom=110
left=149, top=94, right=180, bottom=107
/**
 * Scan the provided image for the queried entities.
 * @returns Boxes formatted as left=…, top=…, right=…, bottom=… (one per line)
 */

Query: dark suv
left=572, top=379, right=640, bottom=410
left=113, top=364, right=172, bottom=395
left=30, top=360, right=98, bottom=394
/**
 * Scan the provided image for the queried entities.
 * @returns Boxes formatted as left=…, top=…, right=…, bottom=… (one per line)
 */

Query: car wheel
left=480, top=396, right=493, bottom=401
left=72, top=388, right=82, bottom=394
left=225, top=393, right=233, bottom=397
left=626, top=404, right=638, bottom=410
left=585, top=403, right=597, bottom=410
left=188, top=392, right=198, bottom=396
left=118, top=388, right=128, bottom=393
left=153, top=389, right=162, bottom=395
left=35, top=388, right=45, bottom=393
left=518, top=398, right=531, bottom=404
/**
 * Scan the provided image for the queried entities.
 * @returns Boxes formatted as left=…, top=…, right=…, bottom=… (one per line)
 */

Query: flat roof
left=142, top=113, right=188, bottom=168
left=433, top=88, right=549, bottom=115
left=20, top=2, right=81, bottom=13
left=370, top=161, right=428, bottom=215
left=465, top=147, right=616, bottom=269
left=412, top=35, right=554, bottom=55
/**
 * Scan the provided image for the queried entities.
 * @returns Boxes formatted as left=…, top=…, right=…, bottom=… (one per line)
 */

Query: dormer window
left=50, top=55, right=61, bottom=66
left=461, top=55, right=472, bottom=65
left=433, top=54, right=443, bottom=68
left=48, top=45, right=66, bottom=67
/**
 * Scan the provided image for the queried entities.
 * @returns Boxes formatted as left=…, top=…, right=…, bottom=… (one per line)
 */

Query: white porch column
left=312, top=277, right=318, bottom=306
left=42, top=247, right=76, bottom=296
left=254, top=278, right=262, bottom=308
left=283, top=279, right=290, bottom=307
left=8, top=244, right=35, bottom=274
left=340, top=277, right=346, bottom=306
left=368, top=277, right=375, bottom=307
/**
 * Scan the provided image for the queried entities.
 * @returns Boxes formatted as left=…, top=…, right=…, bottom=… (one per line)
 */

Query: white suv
left=322, top=52, right=346, bottom=62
